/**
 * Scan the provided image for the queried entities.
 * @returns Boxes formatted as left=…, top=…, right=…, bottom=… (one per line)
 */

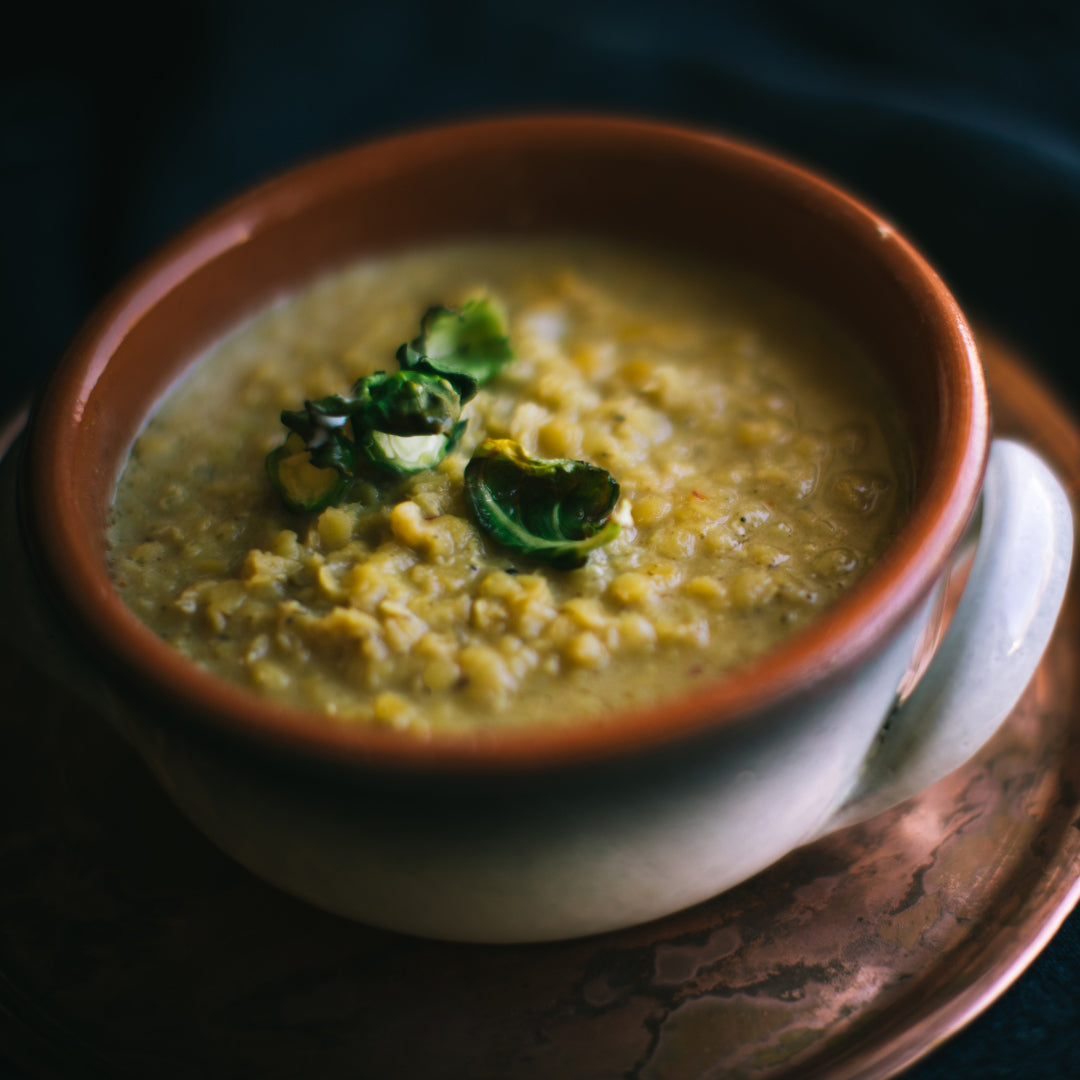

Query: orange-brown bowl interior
left=23, top=115, right=988, bottom=771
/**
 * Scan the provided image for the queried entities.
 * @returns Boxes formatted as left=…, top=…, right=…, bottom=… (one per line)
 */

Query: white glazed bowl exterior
left=115, top=597, right=936, bottom=943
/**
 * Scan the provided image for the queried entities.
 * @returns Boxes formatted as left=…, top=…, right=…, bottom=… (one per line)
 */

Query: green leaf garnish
left=463, top=438, right=621, bottom=570
left=279, top=394, right=357, bottom=473
left=268, top=369, right=466, bottom=494
left=359, top=420, right=467, bottom=476
left=357, top=370, right=464, bottom=437
left=351, top=370, right=464, bottom=475
left=266, top=433, right=354, bottom=513
left=264, top=298, right=622, bottom=547
left=398, top=298, right=514, bottom=395
left=395, top=349, right=481, bottom=405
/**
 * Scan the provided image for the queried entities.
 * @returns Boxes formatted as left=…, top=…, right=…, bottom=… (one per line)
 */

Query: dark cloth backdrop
left=3, top=2, right=1079, bottom=1075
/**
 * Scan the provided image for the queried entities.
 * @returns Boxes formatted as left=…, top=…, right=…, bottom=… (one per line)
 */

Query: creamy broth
left=107, top=240, right=911, bottom=733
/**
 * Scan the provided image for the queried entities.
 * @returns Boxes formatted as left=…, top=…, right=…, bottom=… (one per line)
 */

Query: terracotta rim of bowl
left=23, top=114, right=988, bottom=773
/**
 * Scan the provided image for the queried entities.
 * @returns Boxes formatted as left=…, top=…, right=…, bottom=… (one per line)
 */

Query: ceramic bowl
left=1, top=116, right=1072, bottom=942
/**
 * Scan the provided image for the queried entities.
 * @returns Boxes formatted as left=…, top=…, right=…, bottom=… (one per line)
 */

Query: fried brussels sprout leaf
left=266, top=299, right=621, bottom=529
left=359, top=420, right=467, bottom=476
left=358, top=370, right=464, bottom=437
left=267, top=369, right=467, bottom=502
left=396, top=349, right=480, bottom=406
left=464, top=438, right=621, bottom=570
left=279, top=395, right=356, bottom=473
left=266, top=433, right=354, bottom=513
left=353, top=370, right=465, bottom=475
left=398, top=298, right=513, bottom=394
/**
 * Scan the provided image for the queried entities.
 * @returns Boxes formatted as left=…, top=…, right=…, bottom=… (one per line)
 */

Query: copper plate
left=1, top=335, right=1078, bottom=1079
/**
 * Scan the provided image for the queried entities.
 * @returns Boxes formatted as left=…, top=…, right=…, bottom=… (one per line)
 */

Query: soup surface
left=108, top=240, right=911, bottom=733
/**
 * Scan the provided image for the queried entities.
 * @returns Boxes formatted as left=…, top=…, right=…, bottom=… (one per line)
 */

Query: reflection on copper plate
left=1, top=333, right=1078, bottom=1080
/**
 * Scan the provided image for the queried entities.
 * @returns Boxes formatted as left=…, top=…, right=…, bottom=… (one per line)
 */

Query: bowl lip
left=23, top=112, right=989, bottom=774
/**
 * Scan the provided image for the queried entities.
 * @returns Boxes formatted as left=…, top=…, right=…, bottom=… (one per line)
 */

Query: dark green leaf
left=266, top=433, right=353, bottom=514
left=355, top=370, right=463, bottom=436
left=464, top=438, right=621, bottom=569
left=278, top=395, right=357, bottom=477
left=395, top=346, right=480, bottom=405
left=266, top=297, right=521, bottom=510
left=359, top=419, right=467, bottom=476
left=399, top=298, right=514, bottom=393
left=350, top=370, right=467, bottom=475
left=280, top=394, right=355, bottom=447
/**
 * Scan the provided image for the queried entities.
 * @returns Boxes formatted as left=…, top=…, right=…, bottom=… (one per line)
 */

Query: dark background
left=3, top=1, right=1080, bottom=1075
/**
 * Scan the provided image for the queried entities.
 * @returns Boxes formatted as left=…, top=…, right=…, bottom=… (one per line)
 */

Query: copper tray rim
left=832, top=874, right=1080, bottom=1080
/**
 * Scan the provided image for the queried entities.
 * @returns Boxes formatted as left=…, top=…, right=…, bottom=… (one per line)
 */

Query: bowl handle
left=819, top=438, right=1074, bottom=835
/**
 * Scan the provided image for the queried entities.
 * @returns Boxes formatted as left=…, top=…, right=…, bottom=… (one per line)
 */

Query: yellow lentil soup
left=107, top=240, right=911, bottom=734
